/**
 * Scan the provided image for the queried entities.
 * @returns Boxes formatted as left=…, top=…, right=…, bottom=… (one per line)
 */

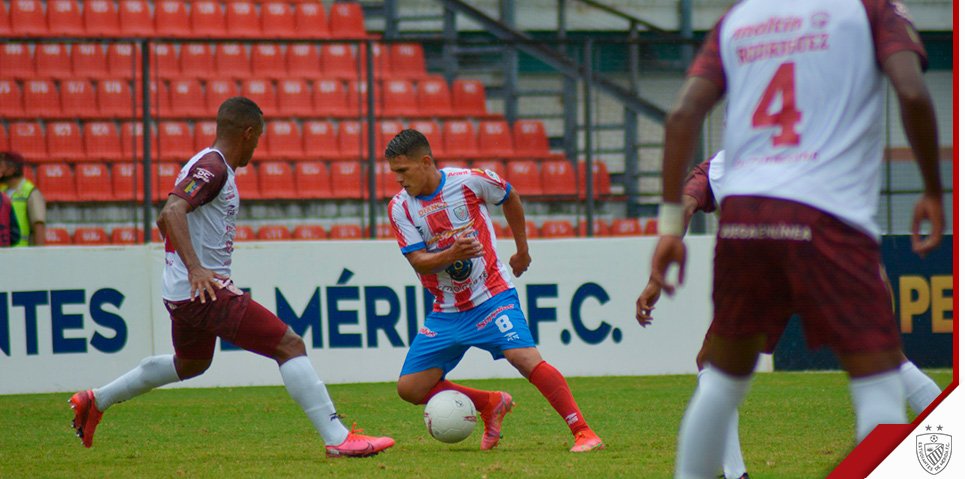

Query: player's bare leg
left=837, top=348, right=907, bottom=441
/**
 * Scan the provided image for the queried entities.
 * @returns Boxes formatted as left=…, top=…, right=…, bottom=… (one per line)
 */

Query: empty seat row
left=0, top=42, right=425, bottom=81
left=0, top=77, right=491, bottom=119
left=1, top=0, right=368, bottom=39
left=1, top=117, right=557, bottom=163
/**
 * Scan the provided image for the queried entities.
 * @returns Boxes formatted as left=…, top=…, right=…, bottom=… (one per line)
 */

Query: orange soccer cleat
left=325, top=424, right=395, bottom=458
left=480, top=391, right=514, bottom=450
left=570, top=429, right=605, bottom=453
left=69, top=390, right=104, bottom=448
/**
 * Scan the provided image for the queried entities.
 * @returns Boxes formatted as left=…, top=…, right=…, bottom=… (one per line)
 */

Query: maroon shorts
left=710, top=196, right=900, bottom=355
left=164, top=284, right=288, bottom=360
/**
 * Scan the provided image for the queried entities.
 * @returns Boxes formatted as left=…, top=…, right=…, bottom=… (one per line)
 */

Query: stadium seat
left=257, top=161, right=295, bottom=199
left=252, top=44, right=286, bottom=80
left=96, top=79, right=134, bottom=118
left=0, top=44, right=34, bottom=80
left=437, top=159, right=469, bottom=169
left=329, top=223, right=363, bottom=240
left=302, top=120, right=339, bottom=160
left=541, top=160, right=578, bottom=196
left=320, top=44, right=359, bottom=80
left=75, top=162, right=113, bottom=201
left=234, top=224, right=255, bottom=242
left=337, top=121, right=368, bottom=159
left=120, top=121, right=159, bottom=161
left=292, top=224, right=327, bottom=240
left=477, top=120, right=515, bottom=159
left=491, top=221, right=509, bottom=239
left=60, top=80, right=98, bottom=119
left=390, top=43, right=428, bottom=79
left=578, top=160, right=611, bottom=198
left=111, top=162, right=144, bottom=201
left=408, top=120, right=444, bottom=157
left=190, top=1, right=227, bottom=38
left=45, top=227, right=72, bottom=245
left=513, top=120, right=552, bottom=159
left=215, top=43, right=251, bottom=79
left=286, top=44, right=323, bottom=79
left=505, top=160, right=542, bottom=196
left=328, top=2, right=367, bottom=39
left=242, top=79, right=278, bottom=117
left=0, top=124, right=8, bottom=150
left=154, top=0, right=191, bottom=38
left=415, top=76, right=452, bottom=117
left=642, top=218, right=658, bottom=235
left=294, top=161, right=332, bottom=199
left=134, top=78, right=165, bottom=116
left=0, top=80, right=24, bottom=118
left=151, top=44, right=180, bottom=79
left=293, top=1, right=330, bottom=39
left=262, top=2, right=297, bottom=39
left=257, top=224, right=291, bottom=241
left=111, top=226, right=144, bottom=244
left=225, top=1, right=261, bottom=38
left=540, top=220, right=575, bottom=238
left=524, top=220, right=540, bottom=239
left=10, top=0, right=46, bottom=36
left=0, top=2, right=9, bottom=36
left=276, top=79, right=313, bottom=116
left=205, top=79, right=238, bottom=115
left=375, top=223, right=394, bottom=239
left=74, top=226, right=110, bottom=245
left=346, top=80, right=382, bottom=116
left=104, top=44, right=135, bottom=79
left=46, top=122, right=85, bottom=161
left=118, top=0, right=154, bottom=37
left=609, top=218, right=644, bottom=236
left=167, top=79, right=206, bottom=118
left=375, top=161, right=396, bottom=199
left=37, top=163, right=76, bottom=202
left=451, top=80, right=489, bottom=117
left=356, top=42, right=391, bottom=79
left=382, top=79, right=417, bottom=117
left=312, top=79, right=352, bottom=117
left=578, top=218, right=610, bottom=237
left=330, top=161, right=363, bottom=198
left=180, top=44, right=215, bottom=79
left=83, top=121, right=124, bottom=161
left=158, top=121, right=194, bottom=161
left=22, top=79, right=61, bottom=118
left=84, top=0, right=120, bottom=37
left=442, top=120, right=479, bottom=159
left=194, top=120, right=217, bottom=150
left=378, top=120, right=405, bottom=153
left=48, top=0, right=85, bottom=36
left=471, top=160, right=506, bottom=178
left=233, top=164, right=259, bottom=199
left=155, top=162, right=181, bottom=201
left=36, top=44, right=73, bottom=79
left=9, top=122, right=47, bottom=161
left=266, top=120, right=304, bottom=160
left=70, top=43, right=110, bottom=80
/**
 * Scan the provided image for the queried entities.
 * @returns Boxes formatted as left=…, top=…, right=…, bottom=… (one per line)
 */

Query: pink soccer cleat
left=325, top=424, right=395, bottom=458
left=69, top=390, right=104, bottom=448
left=479, top=391, right=514, bottom=450
left=570, top=429, right=605, bottom=452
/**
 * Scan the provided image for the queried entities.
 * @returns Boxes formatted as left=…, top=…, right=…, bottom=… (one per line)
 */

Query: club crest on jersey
left=453, top=205, right=469, bottom=221
left=446, top=259, right=473, bottom=281
left=193, top=168, right=215, bottom=183
left=916, top=431, right=952, bottom=475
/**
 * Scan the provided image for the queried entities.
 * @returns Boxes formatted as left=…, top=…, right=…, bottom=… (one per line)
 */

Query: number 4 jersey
left=689, top=0, right=926, bottom=239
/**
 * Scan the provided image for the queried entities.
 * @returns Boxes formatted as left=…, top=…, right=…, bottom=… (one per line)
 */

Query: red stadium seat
left=180, top=43, right=215, bottom=79
left=346, top=80, right=382, bottom=116
left=505, top=160, right=542, bottom=196
left=578, top=160, right=611, bottom=198
left=312, top=79, right=352, bottom=117
left=442, top=120, right=479, bottom=159
left=0, top=2, right=8, bottom=36
left=262, top=2, right=297, bottom=39
left=120, top=121, right=159, bottom=161
left=302, top=120, right=339, bottom=160
left=477, top=120, right=515, bottom=159
left=540, top=220, right=576, bottom=238
left=36, top=44, right=73, bottom=79
left=286, top=44, right=322, bottom=79
left=75, top=162, right=113, bottom=201
left=61, top=80, right=98, bottom=119
left=204, top=79, right=238, bottom=115
left=84, top=0, right=120, bottom=37
left=158, top=121, right=194, bottom=161
left=151, top=43, right=180, bottom=79
left=167, top=79, right=206, bottom=118
left=22, top=79, right=61, bottom=118
left=233, top=164, right=259, bottom=199
left=437, top=159, right=469, bottom=169
left=276, top=79, right=313, bottom=116
left=225, top=1, right=261, bottom=38
left=257, top=224, right=291, bottom=241
left=9, top=122, right=47, bottom=161
left=194, top=120, right=217, bottom=150
left=84, top=121, right=124, bottom=161
left=190, top=1, right=227, bottom=38
left=294, top=161, right=332, bottom=199
left=320, top=44, right=358, bottom=80
left=293, top=1, right=329, bottom=39
left=134, top=79, right=166, bottom=118
left=155, top=162, right=181, bottom=201
left=609, top=218, right=644, bottom=236
left=382, top=79, right=417, bottom=117
left=154, top=1, right=191, bottom=38
left=451, top=79, right=489, bottom=117
left=408, top=120, right=444, bottom=157
left=471, top=160, right=506, bottom=179
left=330, top=160, right=362, bottom=198
left=337, top=120, right=369, bottom=159
left=37, top=163, right=76, bottom=202
left=251, top=44, right=286, bottom=80
left=356, top=42, right=391, bottom=79
left=541, top=160, right=577, bottom=196
left=241, top=79, right=278, bottom=117
left=643, top=218, right=658, bottom=236
left=375, top=223, right=393, bottom=240
left=292, top=224, right=327, bottom=240
left=266, top=120, right=304, bottom=160
left=48, top=0, right=85, bottom=36
left=578, top=219, right=610, bottom=237
left=111, top=162, right=144, bottom=201
left=329, top=223, right=363, bottom=240
left=104, top=44, right=134, bottom=79
left=376, top=161, right=398, bottom=199
left=328, top=2, right=367, bottom=39
left=257, top=161, right=296, bottom=199
left=378, top=119, right=405, bottom=154
left=111, top=226, right=144, bottom=244
left=96, top=79, right=134, bottom=118
left=513, top=120, right=552, bottom=159
left=416, top=76, right=452, bottom=117
left=46, top=122, right=85, bottom=161
left=118, top=0, right=154, bottom=37
left=74, top=226, right=110, bottom=245
left=10, top=0, right=46, bottom=36
left=215, top=43, right=251, bottom=79
left=45, top=227, right=72, bottom=245
left=234, top=224, right=255, bottom=242
left=524, top=220, right=540, bottom=239
left=0, top=80, right=24, bottom=118
left=390, top=43, right=428, bottom=79
left=0, top=44, right=34, bottom=80
left=0, top=124, right=8, bottom=150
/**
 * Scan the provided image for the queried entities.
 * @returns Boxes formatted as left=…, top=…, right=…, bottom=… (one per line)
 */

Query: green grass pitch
left=1, top=371, right=951, bottom=478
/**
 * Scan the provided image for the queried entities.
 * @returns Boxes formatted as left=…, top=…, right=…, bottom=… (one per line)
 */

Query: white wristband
left=657, top=202, right=684, bottom=236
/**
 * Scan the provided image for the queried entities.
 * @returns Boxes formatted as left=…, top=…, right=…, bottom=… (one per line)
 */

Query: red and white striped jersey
left=389, top=167, right=515, bottom=313
left=689, top=0, right=926, bottom=239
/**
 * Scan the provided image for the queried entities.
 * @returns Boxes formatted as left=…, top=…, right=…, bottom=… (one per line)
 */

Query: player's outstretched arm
left=501, top=189, right=531, bottom=277
left=157, top=195, right=226, bottom=303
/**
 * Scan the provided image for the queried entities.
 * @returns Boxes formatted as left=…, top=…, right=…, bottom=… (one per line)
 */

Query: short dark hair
left=216, top=97, right=263, bottom=138
left=385, top=129, right=433, bottom=160
left=0, top=151, right=25, bottom=177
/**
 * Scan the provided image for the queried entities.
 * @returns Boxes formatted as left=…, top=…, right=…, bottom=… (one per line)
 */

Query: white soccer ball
left=424, top=390, right=477, bottom=443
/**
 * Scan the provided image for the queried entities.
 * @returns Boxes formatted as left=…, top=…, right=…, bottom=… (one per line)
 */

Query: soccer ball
left=424, top=390, right=477, bottom=443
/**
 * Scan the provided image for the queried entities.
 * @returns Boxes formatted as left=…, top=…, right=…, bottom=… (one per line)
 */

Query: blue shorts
left=400, top=289, right=536, bottom=377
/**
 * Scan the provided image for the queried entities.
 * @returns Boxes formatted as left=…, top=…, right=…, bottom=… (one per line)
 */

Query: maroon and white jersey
left=162, top=148, right=239, bottom=301
left=690, top=0, right=926, bottom=238
left=389, top=168, right=515, bottom=313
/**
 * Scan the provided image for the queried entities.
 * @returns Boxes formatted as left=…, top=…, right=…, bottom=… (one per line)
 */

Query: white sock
left=93, top=354, right=180, bottom=411
left=676, top=366, right=751, bottom=479
left=279, top=356, right=349, bottom=446
left=899, top=361, right=942, bottom=415
left=697, top=369, right=748, bottom=479
left=849, top=370, right=906, bottom=442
